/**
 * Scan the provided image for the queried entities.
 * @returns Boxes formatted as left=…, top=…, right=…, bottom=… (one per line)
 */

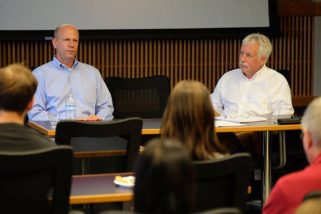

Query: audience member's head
left=301, top=97, right=321, bottom=163
left=161, top=80, right=227, bottom=160
left=134, top=138, right=195, bottom=214
left=0, top=64, right=37, bottom=115
left=263, top=97, right=321, bottom=214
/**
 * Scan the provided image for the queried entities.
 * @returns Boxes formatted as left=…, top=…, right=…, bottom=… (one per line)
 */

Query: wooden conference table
left=70, top=172, right=133, bottom=204
left=28, top=117, right=301, bottom=203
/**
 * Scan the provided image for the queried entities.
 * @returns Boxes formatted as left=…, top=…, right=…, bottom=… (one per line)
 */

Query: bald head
left=52, top=24, right=79, bottom=67
left=54, top=24, right=79, bottom=39
left=301, top=97, right=321, bottom=147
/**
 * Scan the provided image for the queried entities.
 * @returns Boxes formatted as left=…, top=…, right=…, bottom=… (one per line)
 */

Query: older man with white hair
left=211, top=33, right=294, bottom=117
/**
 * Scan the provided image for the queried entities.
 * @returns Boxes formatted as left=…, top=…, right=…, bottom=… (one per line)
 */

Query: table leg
left=273, top=131, right=287, bottom=169
left=262, top=131, right=271, bottom=203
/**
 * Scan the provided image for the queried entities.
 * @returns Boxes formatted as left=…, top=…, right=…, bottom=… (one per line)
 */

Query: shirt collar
left=52, top=56, right=79, bottom=70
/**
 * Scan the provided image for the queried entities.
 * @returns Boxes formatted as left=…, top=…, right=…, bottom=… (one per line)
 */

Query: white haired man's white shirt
left=211, top=65, right=294, bottom=117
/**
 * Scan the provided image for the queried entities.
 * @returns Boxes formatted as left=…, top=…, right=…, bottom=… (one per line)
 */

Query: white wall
left=0, top=0, right=269, bottom=30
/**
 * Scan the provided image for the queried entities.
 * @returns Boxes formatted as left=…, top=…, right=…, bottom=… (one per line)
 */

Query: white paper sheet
left=215, top=116, right=267, bottom=123
left=215, top=120, right=246, bottom=127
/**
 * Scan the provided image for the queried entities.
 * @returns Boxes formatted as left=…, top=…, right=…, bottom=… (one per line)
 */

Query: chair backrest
left=199, top=207, right=242, bottom=214
left=105, top=75, right=170, bottom=119
left=193, top=153, right=251, bottom=213
left=278, top=69, right=291, bottom=87
left=99, top=209, right=242, bottom=214
left=55, top=118, right=142, bottom=172
left=0, top=145, right=73, bottom=214
left=304, top=191, right=321, bottom=201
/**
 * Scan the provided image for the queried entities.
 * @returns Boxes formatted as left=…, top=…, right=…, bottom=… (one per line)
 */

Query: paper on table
left=215, top=120, right=246, bottom=127
left=215, top=116, right=267, bottom=123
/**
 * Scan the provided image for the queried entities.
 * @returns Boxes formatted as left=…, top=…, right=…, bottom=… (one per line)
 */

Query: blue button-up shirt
left=28, top=57, right=114, bottom=121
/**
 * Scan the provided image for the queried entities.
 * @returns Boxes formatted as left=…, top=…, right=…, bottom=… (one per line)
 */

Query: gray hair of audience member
left=301, top=97, right=321, bottom=146
left=242, top=33, right=272, bottom=61
left=0, top=64, right=37, bottom=114
left=54, top=24, right=79, bottom=38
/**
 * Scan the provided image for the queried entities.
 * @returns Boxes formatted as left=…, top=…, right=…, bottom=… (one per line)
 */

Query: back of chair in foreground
left=0, top=145, right=73, bottom=214
left=55, top=118, right=142, bottom=172
left=194, top=153, right=251, bottom=213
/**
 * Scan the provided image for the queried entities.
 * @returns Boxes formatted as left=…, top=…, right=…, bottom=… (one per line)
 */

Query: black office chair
left=98, top=207, right=241, bottom=214
left=303, top=191, right=321, bottom=201
left=278, top=69, right=291, bottom=87
left=105, top=75, right=170, bottom=119
left=55, top=118, right=142, bottom=173
left=291, top=191, right=321, bottom=214
left=0, top=145, right=73, bottom=214
left=199, top=207, right=242, bottom=214
left=193, top=153, right=251, bottom=213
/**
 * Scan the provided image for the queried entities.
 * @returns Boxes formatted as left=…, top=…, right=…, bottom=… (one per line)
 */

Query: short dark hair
left=0, top=64, right=37, bottom=113
left=134, top=138, right=196, bottom=214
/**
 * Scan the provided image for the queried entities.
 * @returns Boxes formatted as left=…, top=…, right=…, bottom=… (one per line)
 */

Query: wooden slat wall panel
left=92, top=38, right=241, bottom=90
left=0, top=16, right=314, bottom=96
left=270, top=16, right=314, bottom=96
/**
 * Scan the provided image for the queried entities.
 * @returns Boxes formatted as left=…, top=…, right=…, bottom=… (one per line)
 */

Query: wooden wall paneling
left=198, top=39, right=203, bottom=81
left=114, top=40, right=119, bottom=76
left=278, top=0, right=321, bottom=16
left=157, top=40, right=162, bottom=76
left=306, top=16, right=313, bottom=95
left=269, top=16, right=313, bottom=96
left=89, top=41, right=94, bottom=67
left=170, top=40, right=174, bottom=88
left=130, top=40, right=135, bottom=77
left=0, top=16, right=315, bottom=97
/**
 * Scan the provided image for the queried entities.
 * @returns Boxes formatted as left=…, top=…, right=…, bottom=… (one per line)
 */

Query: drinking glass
left=48, top=112, right=59, bottom=127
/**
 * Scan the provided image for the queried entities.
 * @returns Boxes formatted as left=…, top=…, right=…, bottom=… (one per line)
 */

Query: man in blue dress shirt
left=28, top=24, right=114, bottom=121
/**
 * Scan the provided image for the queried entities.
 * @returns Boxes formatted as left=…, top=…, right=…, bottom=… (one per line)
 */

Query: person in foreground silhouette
left=134, top=138, right=196, bottom=214
left=263, top=97, right=321, bottom=214
left=0, top=63, right=55, bottom=151
left=161, top=80, right=227, bottom=160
